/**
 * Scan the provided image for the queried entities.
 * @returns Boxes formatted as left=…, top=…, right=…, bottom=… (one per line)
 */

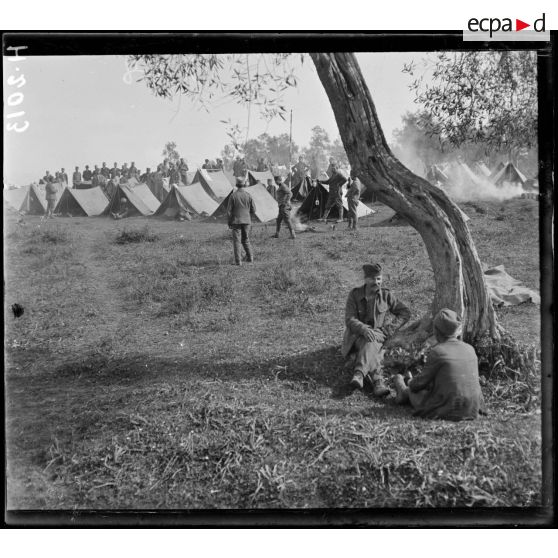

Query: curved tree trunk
left=310, top=52, right=499, bottom=343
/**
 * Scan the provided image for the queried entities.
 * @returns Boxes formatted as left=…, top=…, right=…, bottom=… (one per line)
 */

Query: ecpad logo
left=463, top=12, right=549, bottom=41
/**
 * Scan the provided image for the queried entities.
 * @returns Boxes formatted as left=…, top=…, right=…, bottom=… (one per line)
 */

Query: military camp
left=4, top=45, right=544, bottom=517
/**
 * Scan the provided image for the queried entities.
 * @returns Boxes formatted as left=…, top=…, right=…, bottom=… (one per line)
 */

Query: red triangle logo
left=516, top=19, right=530, bottom=31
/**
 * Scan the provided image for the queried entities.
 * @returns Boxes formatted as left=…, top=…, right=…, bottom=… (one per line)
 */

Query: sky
left=3, top=52, right=422, bottom=186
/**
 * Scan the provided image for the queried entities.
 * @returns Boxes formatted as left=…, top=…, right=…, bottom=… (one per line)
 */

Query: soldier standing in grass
left=227, top=176, right=256, bottom=266
left=346, top=169, right=362, bottom=230
left=392, top=308, right=486, bottom=421
left=44, top=180, right=59, bottom=219
left=343, top=263, right=410, bottom=396
left=272, top=175, right=296, bottom=240
left=319, top=164, right=347, bottom=223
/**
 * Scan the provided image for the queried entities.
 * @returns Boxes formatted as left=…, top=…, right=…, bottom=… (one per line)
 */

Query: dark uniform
left=83, top=167, right=92, bottom=181
left=393, top=308, right=486, bottom=421
left=110, top=165, right=119, bottom=179
left=101, top=164, right=110, bottom=178
left=320, top=169, right=347, bottom=221
left=343, top=268, right=410, bottom=393
left=273, top=180, right=296, bottom=239
left=408, top=339, right=485, bottom=420
left=227, top=180, right=256, bottom=265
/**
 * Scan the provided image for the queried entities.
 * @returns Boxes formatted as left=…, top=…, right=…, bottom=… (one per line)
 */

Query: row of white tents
left=4, top=168, right=375, bottom=223
left=427, top=160, right=536, bottom=191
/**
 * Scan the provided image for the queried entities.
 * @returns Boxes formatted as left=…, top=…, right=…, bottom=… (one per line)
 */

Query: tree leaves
left=404, top=51, right=537, bottom=152
left=128, top=54, right=302, bottom=125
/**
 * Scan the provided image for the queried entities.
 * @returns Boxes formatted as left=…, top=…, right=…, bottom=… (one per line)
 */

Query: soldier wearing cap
left=343, top=263, right=411, bottom=396
left=227, top=176, right=256, bottom=265
left=272, top=175, right=296, bottom=240
left=392, top=308, right=486, bottom=421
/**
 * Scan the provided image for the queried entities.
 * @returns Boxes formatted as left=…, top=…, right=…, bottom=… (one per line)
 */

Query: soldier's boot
left=371, top=375, right=390, bottom=398
left=272, top=224, right=281, bottom=238
left=288, top=223, right=296, bottom=240
left=350, top=370, right=365, bottom=390
left=244, top=245, right=254, bottom=264
left=392, top=374, right=410, bottom=405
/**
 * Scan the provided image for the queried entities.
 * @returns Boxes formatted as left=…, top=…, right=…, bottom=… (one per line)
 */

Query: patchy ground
left=4, top=198, right=542, bottom=509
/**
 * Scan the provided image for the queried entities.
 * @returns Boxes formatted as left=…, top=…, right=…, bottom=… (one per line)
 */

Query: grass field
left=4, top=198, right=542, bottom=510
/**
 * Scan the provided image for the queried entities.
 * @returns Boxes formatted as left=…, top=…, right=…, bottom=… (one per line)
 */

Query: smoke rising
left=440, top=175, right=525, bottom=202
left=394, top=144, right=530, bottom=202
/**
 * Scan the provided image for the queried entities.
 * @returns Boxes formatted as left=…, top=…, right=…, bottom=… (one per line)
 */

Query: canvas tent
left=4, top=187, right=32, bottom=212
left=473, top=162, right=492, bottom=178
left=22, top=184, right=48, bottom=214
left=247, top=169, right=274, bottom=186
left=183, top=171, right=197, bottom=185
left=103, top=183, right=160, bottom=217
left=291, top=176, right=312, bottom=201
left=297, top=182, right=374, bottom=220
left=222, top=170, right=237, bottom=187
left=55, top=186, right=109, bottom=216
left=194, top=169, right=234, bottom=202
left=489, top=161, right=505, bottom=179
left=211, top=183, right=278, bottom=223
left=491, top=162, right=527, bottom=187
left=155, top=183, right=219, bottom=219
left=445, top=162, right=486, bottom=189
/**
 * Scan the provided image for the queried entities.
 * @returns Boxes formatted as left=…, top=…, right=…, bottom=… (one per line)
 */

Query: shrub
left=115, top=226, right=159, bottom=244
left=158, top=274, right=236, bottom=316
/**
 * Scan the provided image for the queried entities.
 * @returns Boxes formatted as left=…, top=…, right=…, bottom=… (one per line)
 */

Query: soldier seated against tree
left=343, top=263, right=410, bottom=397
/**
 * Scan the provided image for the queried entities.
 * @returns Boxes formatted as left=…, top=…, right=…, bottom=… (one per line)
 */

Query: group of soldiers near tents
left=16, top=152, right=490, bottom=422
left=40, top=158, right=192, bottom=190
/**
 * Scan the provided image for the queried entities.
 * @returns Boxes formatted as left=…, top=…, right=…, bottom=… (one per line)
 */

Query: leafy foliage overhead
left=128, top=54, right=303, bottom=122
left=403, top=51, right=537, bottom=152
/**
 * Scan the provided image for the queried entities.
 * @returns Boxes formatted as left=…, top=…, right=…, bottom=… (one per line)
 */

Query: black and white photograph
left=3, top=32, right=553, bottom=525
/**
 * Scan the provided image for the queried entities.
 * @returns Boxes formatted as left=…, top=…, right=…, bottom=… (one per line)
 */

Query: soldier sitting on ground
left=392, top=308, right=486, bottom=421
left=343, top=263, right=411, bottom=396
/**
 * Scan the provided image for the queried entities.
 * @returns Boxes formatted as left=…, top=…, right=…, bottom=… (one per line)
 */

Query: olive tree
left=128, top=52, right=535, bottom=367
